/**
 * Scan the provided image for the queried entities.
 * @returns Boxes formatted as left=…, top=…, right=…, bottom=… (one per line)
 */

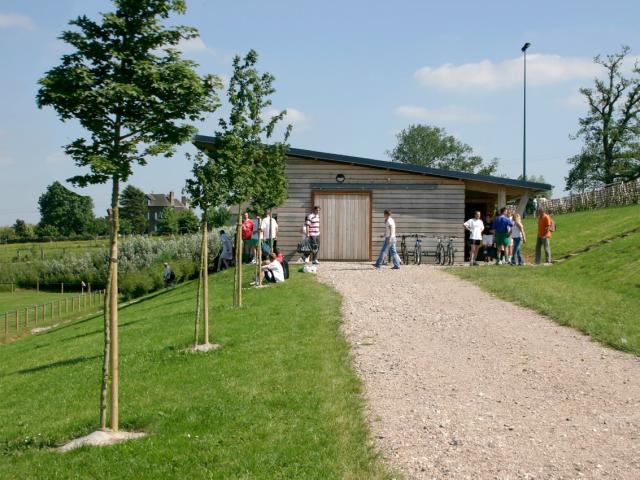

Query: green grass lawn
left=0, top=268, right=394, bottom=479
left=0, top=239, right=107, bottom=264
left=452, top=204, right=640, bottom=355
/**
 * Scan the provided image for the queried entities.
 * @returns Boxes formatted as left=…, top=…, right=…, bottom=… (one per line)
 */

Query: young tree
left=119, top=185, right=148, bottom=234
left=567, top=46, right=640, bottom=189
left=37, top=0, right=219, bottom=432
left=185, top=149, right=227, bottom=347
left=195, top=50, right=290, bottom=308
left=387, top=124, right=498, bottom=175
left=38, top=181, right=95, bottom=236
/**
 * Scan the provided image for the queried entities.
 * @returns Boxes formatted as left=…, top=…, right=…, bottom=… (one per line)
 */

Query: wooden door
left=313, top=192, right=371, bottom=260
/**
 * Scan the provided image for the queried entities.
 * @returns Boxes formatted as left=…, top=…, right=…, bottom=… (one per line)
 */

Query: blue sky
left=1, top=0, right=639, bottom=225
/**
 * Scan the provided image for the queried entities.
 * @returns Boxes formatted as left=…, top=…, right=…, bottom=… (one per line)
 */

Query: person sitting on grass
left=262, top=252, right=285, bottom=283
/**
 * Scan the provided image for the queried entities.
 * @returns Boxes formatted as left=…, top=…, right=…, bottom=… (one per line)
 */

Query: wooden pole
left=36, top=280, right=39, bottom=293
left=15, top=309, right=19, bottom=332
left=43, top=303, right=46, bottom=324
left=203, top=220, right=209, bottom=344
left=61, top=282, right=64, bottom=295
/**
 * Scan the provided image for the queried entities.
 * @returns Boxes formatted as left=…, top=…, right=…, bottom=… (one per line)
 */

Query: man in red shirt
left=241, top=212, right=254, bottom=263
left=535, top=205, right=552, bottom=265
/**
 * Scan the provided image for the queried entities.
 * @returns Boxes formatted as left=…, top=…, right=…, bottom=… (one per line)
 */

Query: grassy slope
left=520, top=203, right=640, bottom=260
left=453, top=204, right=640, bottom=355
left=0, top=268, right=393, bottom=479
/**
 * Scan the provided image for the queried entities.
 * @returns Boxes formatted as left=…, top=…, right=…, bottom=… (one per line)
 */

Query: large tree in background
left=119, top=185, right=148, bottom=234
left=387, top=124, right=498, bottom=175
left=38, top=181, right=95, bottom=236
left=37, top=0, right=219, bottom=433
left=566, top=46, right=640, bottom=191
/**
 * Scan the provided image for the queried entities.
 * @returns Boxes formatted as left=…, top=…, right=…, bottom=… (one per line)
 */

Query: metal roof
left=193, top=134, right=553, bottom=191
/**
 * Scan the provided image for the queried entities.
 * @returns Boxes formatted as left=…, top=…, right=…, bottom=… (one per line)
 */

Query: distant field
left=0, top=239, right=107, bottom=263
left=0, top=289, right=79, bottom=313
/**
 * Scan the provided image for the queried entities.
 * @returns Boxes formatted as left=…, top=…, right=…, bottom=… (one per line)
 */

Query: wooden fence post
left=36, top=280, right=39, bottom=293
left=61, top=282, right=64, bottom=294
left=15, top=309, right=19, bottom=332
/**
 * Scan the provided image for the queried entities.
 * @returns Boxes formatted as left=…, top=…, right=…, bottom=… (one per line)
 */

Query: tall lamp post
left=521, top=42, right=531, bottom=181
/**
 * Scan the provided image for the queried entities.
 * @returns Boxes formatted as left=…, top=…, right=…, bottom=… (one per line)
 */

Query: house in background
left=146, top=191, right=188, bottom=232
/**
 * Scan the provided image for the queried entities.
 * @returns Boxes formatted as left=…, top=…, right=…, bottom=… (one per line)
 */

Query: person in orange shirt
left=535, top=205, right=552, bottom=265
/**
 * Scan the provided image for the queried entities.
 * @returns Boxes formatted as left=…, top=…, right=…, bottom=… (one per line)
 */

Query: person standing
left=249, top=214, right=261, bottom=264
left=373, top=209, right=401, bottom=270
left=241, top=212, right=254, bottom=263
left=261, top=210, right=278, bottom=253
left=306, top=205, right=321, bottom=265
left=218, top=229, right=233, bottom=271
left=492, top=207, right=514, bottom=265
left=510, top=213, right=526, bottom=266
left=163, top=262, right=174, bottom=287
left=535, top=206, right=553, bottom=265
left=463, top=211, right=484, bottom=266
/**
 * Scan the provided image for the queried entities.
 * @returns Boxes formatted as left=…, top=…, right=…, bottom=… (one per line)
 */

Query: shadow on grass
left=9, top=355, right=101, bottom=376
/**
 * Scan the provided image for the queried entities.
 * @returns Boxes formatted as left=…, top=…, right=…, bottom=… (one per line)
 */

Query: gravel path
left=317, top=262, right=640, bottom=480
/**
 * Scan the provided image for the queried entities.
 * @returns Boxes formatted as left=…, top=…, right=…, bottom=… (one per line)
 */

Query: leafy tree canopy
left=387, top=124, right=498, bottom=175
left=38, top=181, right=95, bottom=236
left=177, top=209, right=200, bottom=234
left=12, top=219, right=33, bottom=239
left=36, top=0, right=221, bottom=188
left=566, top=46, right=640, bottom=190
left=119, top=185, right=148, bottom=234
left=156, top=207, right=179, bottom=235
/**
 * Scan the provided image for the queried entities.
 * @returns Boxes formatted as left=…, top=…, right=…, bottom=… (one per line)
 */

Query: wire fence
left=1, top=289, right=105, bottom=342
left=541, top=179, right=640, bottom=215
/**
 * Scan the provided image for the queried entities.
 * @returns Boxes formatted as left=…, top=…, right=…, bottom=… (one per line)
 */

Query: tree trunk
left=202, top=219, right=209, bottom=344
left=99, top=214, right=114, bottom=430
left=234, top=207, right=243, bottom=307
left=256, top=218, right=263, bottom=286
left=109, top=176, right=120, bottom=431
left=194, top=217, right=206, bottom=346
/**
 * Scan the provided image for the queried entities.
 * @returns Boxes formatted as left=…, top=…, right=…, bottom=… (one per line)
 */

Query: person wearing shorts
left=463, top=210, right=484, bottom=266
left=248, top=214, right=260, bottom=264
left=492, top=207, right=513, bottom=265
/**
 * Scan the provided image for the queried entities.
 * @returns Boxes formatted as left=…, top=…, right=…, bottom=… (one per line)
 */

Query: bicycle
left=409, top=234, right=427, bottom=265
left=433, top=236, right=445, bottom=265
left=399, top=235, right=410, bottom=265
left=443, top=236, right=457, bottom=265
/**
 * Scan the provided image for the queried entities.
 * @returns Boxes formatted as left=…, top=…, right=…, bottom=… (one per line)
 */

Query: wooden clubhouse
left=194, top=135, right=552, bottom=262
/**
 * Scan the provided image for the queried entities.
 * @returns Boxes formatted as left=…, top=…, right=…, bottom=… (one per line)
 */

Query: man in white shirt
left=463, top=211, right=484, bottom=266
left=373, top=209, right=401, bottom=269
left=261, top=210, right=278, bottom=252
left=262, top=252, right=285, bottom=283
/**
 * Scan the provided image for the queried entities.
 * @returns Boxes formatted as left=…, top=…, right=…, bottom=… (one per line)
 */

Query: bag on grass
left=297, top=238, right=312, bottom=254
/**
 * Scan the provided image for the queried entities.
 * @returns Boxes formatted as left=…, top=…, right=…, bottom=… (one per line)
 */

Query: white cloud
left=415, top=54, right=600, bottom=90
left=176, top=36, right=209, bottom=54
left=0, top=13, right=35, bottom=30
left=395, top=105, right=494, bottom=123
left=263, top=107, right=310, bottom=131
